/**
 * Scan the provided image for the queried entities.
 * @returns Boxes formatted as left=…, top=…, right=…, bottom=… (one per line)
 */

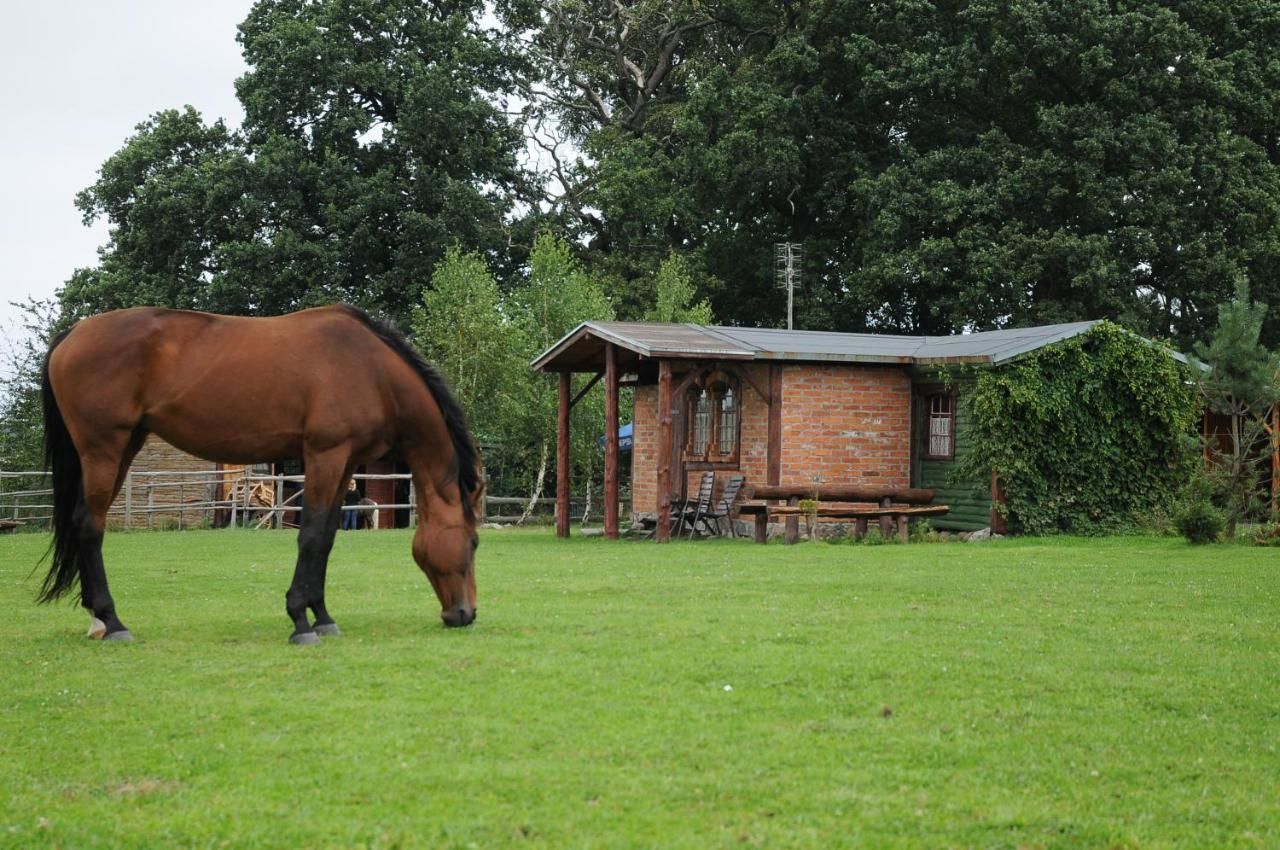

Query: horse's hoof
left=103, top=630, right=133, bottom=642
left=289, top=631, right=321, bottom=646
left=87, top=617, right=107, bottom=639
left=314, top=623, right=342, bottom=637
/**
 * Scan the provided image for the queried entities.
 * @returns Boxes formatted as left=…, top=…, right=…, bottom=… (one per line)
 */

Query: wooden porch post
left=767, top=365, right=798, bottom=542
left=767, top=365, right=782, bottom=487
left=656, top=360, right=673, bottom=542
left=989, top=469, right=1008, bottom=534
left=604, top=343, right=620, bottom=539
left=760, top=365, right=783, bottom=543
left=556, top=372, right=571, bottom=538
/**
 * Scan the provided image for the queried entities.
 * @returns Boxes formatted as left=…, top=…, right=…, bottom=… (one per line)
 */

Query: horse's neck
left=393, top=376, right=462, bottom=515
left=402, top=436, right=457, bottom=516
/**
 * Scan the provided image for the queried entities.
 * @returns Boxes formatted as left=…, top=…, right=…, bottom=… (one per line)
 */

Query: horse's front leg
left=286, top=497, right=344, bottom=645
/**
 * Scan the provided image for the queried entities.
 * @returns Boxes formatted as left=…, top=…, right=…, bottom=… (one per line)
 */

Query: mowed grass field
left=1, top=528, right=1277, bottom=850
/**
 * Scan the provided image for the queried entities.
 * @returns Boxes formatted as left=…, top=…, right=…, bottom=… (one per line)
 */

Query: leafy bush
left=909, top=519, right=939, bottom=543
left=959, top=323, right=1201, bottom=535
left=1174, top=498, right=1226, bottom=544
left=859, top=527, right=891, bottom=545
left=1253, top=523, right=1280, bottom=547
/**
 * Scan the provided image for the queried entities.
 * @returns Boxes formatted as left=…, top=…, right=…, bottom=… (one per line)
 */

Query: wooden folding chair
left=683, top=472, right=717, bottom=538
left=701, top=474, right=746, bottom=537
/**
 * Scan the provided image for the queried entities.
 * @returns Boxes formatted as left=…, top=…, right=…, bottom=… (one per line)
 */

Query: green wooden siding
left=911, top=380, right=991, bottom=531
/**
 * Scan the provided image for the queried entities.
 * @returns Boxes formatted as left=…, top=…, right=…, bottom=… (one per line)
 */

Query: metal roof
left=532, top=319, right=1120, bottom=371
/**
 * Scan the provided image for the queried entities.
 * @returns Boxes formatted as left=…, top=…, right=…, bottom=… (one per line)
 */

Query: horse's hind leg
left=77, top=432, right=145, bottom=641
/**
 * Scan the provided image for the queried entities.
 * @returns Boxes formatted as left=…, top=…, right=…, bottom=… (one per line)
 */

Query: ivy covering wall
left=958, top=323, right=1200, bottom=535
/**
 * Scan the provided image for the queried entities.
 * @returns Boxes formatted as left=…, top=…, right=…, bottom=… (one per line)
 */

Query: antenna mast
left=774, top=242, right=803, bottom=330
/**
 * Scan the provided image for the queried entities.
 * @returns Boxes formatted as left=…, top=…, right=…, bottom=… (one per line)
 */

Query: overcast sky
left=0, top=0, right=254, bottom=349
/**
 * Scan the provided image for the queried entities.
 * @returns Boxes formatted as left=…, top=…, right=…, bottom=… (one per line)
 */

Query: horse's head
left=412, top=480, right=481, bottom=628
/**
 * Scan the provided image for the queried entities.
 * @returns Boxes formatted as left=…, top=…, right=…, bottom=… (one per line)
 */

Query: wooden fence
left=2, top=470, right=602, bottom=531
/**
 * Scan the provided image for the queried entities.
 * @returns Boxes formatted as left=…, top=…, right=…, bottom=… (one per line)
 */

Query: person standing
left=342, top=479, right=361, bottom=530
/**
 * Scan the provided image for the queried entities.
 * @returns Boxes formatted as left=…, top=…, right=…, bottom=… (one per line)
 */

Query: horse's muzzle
left=442, top=606, right=476, bottom=628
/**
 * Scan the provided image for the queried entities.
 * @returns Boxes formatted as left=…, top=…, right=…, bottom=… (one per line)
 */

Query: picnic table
left=738, top=484, right=948, bottom=543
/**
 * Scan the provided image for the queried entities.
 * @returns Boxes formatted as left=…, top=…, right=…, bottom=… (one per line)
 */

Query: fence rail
left=2, top=469, right=604, bottom=530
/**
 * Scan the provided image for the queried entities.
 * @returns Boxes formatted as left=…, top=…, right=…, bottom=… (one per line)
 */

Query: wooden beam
left=767, top=365, right=782, bottom=487
left=785, top=495, right=800, bottom=544
left=746, top=484, right=938, bottom=504
left=879, top=496, right=893, bottom=538
left=556, top=372, right=571, bottom=538
left=604, top=343, right=619, bottom=539
left=656, top=360, right=673, bottom=542
left=758, top=505, right=950, bottom=518
left=736, top=364, right=770, bottom=405
left=673, top=366, right=710, bottom=401
left=570, top=372, right=603, bottom=408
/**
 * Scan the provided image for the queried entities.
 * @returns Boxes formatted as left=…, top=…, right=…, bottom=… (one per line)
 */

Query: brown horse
left=39, top=305, right=481, bottom=643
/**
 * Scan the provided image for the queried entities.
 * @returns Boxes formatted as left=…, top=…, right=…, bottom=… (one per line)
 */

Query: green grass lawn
left=1, top=528, right=1276, bottom=849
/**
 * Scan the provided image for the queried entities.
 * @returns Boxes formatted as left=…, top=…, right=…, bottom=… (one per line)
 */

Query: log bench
left=0, top=519, right=25, bottom=534
left=737, top=485, right=948, bottom=544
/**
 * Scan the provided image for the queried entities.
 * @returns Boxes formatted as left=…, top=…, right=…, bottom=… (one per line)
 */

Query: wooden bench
left=0, top=519, right=25, bottom=534
left=737, top=485, right=948, bottom=544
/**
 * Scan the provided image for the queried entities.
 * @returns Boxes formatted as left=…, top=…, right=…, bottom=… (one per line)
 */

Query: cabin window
left=717, top=388, right=738, bottom=456
left=924, top=393, right=955, bottom=460
left=684, top=373, right=741, bottom=467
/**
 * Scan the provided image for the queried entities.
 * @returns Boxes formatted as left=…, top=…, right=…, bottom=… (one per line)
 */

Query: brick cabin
left=533, top=320, right=1117, bottom=539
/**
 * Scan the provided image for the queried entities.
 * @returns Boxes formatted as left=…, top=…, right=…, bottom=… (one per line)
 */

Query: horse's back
left=50, top=306, right=399, bottom=464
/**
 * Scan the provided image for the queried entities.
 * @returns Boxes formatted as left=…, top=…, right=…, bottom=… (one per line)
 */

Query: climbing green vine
left=957, top=323, right=1200, bottom=535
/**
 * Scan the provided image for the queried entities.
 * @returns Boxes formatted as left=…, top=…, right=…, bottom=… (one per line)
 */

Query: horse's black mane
left=339, top=305, right=481, bottom=521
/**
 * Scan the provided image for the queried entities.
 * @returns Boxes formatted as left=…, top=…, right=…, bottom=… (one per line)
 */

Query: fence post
left=409, top=479, right=416, bottom=528
left=243, top=475, right=252, bottom=529
left=178, top=481, right=185, bottom=530
left=124, top=472, right=133, bottom=531
left=147, top=482, right=155, bottom=530
left=275, top=476, right=284, bottom=530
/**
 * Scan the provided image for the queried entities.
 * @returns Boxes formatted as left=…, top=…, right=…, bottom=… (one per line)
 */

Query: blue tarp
left=598, top=423, right=633, bottom=452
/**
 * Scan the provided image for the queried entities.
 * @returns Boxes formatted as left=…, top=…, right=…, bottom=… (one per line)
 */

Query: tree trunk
left=1270, top=404, right=1279, bottom=518
left=518, top=440, right=550, bottom=525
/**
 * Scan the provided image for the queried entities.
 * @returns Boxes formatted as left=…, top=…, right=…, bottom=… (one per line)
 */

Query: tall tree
left=65, top=0, right=531, bottom=325
left=522, top=0, right=1280, bottom=343
left=0, top=301, right=60, bottom=513
left=645, top=252, right=713, bottom=324
left=1193, top=282, right=1280, bottom=530
left=509, top=232, right=614, bottom=515
left=413, top=247, right=527, bottom=447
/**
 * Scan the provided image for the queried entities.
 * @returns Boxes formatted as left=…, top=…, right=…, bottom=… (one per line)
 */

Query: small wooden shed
left=533, top=320, right=1114, bottom=540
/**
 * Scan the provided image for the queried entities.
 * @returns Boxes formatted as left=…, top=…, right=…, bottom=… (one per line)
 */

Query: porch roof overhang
left=532, top=319, right=1128, bottom=373
left=531, top=322, right=756, bottom=373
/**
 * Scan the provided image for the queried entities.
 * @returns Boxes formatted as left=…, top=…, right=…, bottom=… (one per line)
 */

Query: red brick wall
left=779, top=365, right=911, bottom=487
left=631, top=384, right=660, bottom=515
left=630, top=363, right=911, bottom=516
left=631, top=364, right=772, bottom=514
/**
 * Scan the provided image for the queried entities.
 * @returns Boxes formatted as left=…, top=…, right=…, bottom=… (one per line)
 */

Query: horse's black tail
left=38, top=328, right=83, bottom=604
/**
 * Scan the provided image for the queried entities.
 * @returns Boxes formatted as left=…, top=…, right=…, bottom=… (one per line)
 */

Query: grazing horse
left=38, top=305, right=481, bottom=643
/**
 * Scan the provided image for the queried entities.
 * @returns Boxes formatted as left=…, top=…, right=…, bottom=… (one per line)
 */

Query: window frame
left=921, top=391, right=956, bottom=461
left=682, top=371, right=742, bottom=469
